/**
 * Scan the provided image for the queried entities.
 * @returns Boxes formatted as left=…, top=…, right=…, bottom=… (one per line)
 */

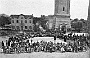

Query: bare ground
left=0, top=51, right=89, bottom=58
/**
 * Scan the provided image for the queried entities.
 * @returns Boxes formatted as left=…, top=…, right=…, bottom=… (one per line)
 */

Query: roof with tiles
left=10, top=14, right=33, bottom=19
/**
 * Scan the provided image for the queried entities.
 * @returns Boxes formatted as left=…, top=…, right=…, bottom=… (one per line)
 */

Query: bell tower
left=87, top=0, right=90, bottom=34
left=54, top=0, right=71, bottom=32
left=54, top=0, right=70, bottom=15
left=45, top=0, right=71, bottom=32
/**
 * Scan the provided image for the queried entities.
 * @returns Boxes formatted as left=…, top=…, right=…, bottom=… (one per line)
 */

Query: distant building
left=10, top=14, right=33, bottom=31
left=33, top=16, right=48, bottom=32
left=45, top=0, right=71, bottom=32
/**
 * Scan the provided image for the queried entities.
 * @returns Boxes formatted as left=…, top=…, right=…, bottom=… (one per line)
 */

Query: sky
left=0, top=0, right=89, bottom=20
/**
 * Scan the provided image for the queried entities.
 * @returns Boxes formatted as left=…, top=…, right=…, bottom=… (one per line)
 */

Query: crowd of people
left=1, top=32, right=90, bottom=54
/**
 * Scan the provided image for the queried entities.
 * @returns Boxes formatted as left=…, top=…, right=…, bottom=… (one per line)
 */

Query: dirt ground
left=0, top=51, right=89, bottom=58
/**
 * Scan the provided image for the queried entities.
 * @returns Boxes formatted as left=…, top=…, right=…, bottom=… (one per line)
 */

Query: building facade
left=54, top=0, right=71, bottom=30
left=45, top=0, right=71, bottom=32
left=10, top=14, right=33, bottom=31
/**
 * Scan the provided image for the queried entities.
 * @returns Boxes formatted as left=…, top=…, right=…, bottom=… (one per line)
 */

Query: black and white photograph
left=0, top=0, right=90, bottom=58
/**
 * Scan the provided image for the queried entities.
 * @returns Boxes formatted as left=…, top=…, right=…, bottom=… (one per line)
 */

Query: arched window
left=29, top=26, right=32, bottom=29
left=25, top=26, right=27, bottom=29
left=63, top=7, right=65, bottom=11
left=29, top=20, right=31, bottom=23
left=12, top=20, right=14, bottom=23
left=16, top=20, right=19, bottom=23
left=21, top=20, right=23, bottom=23
left=25, top=20, right=27, bottom=23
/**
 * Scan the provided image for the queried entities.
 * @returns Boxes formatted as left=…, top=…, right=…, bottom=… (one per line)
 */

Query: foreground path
left=0, top=51, right=89, bottom=58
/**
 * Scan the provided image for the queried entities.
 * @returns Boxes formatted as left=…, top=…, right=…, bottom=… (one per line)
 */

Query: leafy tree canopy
left=0, top=14, right=11, bottom=27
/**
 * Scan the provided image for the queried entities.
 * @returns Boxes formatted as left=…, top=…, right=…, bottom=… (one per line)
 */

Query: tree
left=73, top=18, right=79, bottom=22
left=80, top=18, right=84, bottom=21
left=80, top=19, right=88, bottom=32
left=71, top=19, right=83, bottom=32
left=33, top=17, right=48, bottom=32
left=0, top=14, right=11, bottom=27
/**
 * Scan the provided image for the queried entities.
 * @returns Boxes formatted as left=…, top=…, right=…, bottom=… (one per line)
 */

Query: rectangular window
left=12, top=20, right=14, bottom=23
left=25, top=20, right=27, bottom=23
left=16, top=20, right=19, bottom=23
left=29, top=26, right=32, bottom=29
left=29, top=20, right=31, bottom=23
left=16, top=26, right=19, bottom=30
left=21, top=20, right=23, bottom=23
left=21, top=26, right=23, bottom=30
left=25, top=26, right=27, bottom=29
left=63, top=7, right=65, bottom=11
left=12, top=26, right=15, bottom=29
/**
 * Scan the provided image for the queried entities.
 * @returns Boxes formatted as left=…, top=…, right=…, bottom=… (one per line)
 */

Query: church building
left=45, top=0, right=71, bottom=32
left=87, top=0, right=90, bottom=34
